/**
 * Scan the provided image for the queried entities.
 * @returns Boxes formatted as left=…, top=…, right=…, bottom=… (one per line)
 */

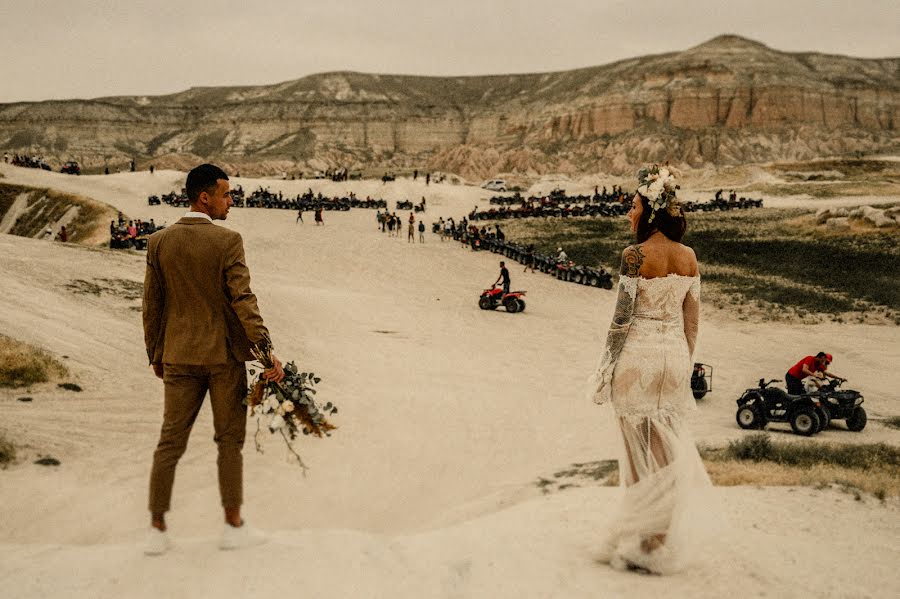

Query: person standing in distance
left=142, top=164, right=284, bottom=555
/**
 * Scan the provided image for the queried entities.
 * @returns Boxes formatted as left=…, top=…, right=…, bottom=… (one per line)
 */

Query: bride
left=590, top=165, right=719, bottom=574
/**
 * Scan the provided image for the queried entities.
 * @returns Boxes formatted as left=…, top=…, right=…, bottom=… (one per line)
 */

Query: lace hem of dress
left=616, top=405, right=687, bottom=426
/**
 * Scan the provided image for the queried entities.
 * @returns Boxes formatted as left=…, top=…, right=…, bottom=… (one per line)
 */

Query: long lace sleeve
left=682, top=277, right=700, bottom=359
left=588, top=275, right=639, bottom=404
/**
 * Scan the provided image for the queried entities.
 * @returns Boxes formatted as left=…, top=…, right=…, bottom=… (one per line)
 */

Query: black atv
left=735, top=379, right=828, bottom=436
left=691, top=363, right=712, bottom=400
left=816, top=379, right=867, bottom=432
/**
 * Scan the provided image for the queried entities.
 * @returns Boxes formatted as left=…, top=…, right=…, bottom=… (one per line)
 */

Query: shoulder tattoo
left=620, top=245, right=645, bottom=276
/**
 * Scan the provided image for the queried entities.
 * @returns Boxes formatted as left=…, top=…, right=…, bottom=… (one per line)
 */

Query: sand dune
left=0, top=164, right=898, bottom=598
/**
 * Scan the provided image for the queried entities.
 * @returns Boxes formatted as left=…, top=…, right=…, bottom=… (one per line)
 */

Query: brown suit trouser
left=149, top=362, right=247, bottom=513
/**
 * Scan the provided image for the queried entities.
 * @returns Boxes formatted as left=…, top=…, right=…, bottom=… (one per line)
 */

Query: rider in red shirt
left=785, top=352, right=844, bottom=395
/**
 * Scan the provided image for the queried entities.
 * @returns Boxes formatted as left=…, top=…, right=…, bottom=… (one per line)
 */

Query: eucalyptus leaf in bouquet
left=244, top=336, right=338, bottom=472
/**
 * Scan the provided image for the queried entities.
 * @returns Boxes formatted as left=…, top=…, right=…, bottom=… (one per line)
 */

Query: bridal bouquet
left=245, top=336, right=338, bottom=471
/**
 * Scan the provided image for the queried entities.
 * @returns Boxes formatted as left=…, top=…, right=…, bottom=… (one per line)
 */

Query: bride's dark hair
left=634, top=193, right=687, bottom=243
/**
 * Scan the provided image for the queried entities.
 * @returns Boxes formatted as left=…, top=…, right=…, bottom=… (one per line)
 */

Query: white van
left=482, top=179, right=508, bottom=192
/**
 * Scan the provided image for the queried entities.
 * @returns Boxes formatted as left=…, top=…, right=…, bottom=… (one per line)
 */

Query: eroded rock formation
left=1, top=35, right=898, bottom=179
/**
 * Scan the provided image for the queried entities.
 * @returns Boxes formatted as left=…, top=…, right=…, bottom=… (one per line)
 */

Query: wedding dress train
left=589, top=274, right=721, bottom=574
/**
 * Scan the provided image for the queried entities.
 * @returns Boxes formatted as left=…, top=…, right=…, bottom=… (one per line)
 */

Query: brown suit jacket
left=142, top=217, right=269, bottom=365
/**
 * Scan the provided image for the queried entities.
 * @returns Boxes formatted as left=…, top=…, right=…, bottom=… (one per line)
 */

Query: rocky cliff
left=2, top=35, right=898, bottom=179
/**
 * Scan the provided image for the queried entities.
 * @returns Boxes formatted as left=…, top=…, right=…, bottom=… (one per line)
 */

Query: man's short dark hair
left=186, top=164, right=228, bottom=203
left=815, top=352, right=828, bottom=359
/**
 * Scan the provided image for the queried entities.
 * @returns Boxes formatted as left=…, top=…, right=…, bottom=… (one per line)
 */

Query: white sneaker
left=144, top=527, right=171, bottom=556
left=219, top=521, right=267, bottom=550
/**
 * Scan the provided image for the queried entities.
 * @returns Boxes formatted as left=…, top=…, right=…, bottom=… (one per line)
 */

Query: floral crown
left=636, top=163, right=681, bottom=223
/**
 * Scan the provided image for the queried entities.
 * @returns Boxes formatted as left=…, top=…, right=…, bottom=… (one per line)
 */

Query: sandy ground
left=1, top=164, right=898, bottom=598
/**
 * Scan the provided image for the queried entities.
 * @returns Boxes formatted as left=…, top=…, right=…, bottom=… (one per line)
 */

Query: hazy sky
left=2, top=0, right=898, bottom=103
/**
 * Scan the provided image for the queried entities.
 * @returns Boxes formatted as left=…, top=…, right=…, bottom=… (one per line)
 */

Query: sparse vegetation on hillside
left=0, top=334, right=69, bottom=388
left=0, top=183, right=116, bottom=246
left=745, top=159, right=900, bottom=197
left=495, top=208, right=900, bottom=323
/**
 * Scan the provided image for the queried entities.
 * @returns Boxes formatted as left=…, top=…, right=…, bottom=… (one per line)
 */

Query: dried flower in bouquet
left=244, top=335, right=338, bottom=472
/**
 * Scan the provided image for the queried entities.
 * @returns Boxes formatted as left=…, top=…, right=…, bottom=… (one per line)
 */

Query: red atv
left=479, top=286, right=526, bottom=313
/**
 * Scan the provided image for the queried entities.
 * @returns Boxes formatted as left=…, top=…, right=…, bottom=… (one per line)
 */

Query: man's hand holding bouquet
left=244, top=335, right=338, bottom=472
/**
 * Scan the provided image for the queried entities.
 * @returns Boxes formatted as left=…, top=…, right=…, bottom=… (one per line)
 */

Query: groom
left=142, top=163, right=284, bottom=555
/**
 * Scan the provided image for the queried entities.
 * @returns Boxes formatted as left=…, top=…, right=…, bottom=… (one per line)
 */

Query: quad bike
left=478, top=286, right=527, bottom=313
left=810, top=379, right=867, bottom=432
left=735, top=378, right=829, bottom=436
left=60, top=161, right=80, bottom=175
left=691, top=363, right=713, bottom=400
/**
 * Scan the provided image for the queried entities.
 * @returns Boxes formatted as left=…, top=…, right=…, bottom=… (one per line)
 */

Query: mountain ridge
left=2, top=35, right=898, bottom=178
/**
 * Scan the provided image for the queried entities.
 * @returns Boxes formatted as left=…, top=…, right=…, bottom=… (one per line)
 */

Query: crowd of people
left=109, top=212, right=163, bottom=249
left=5, top=153, right=50, bottom=170
left=376, top=210, right=426, bottom=242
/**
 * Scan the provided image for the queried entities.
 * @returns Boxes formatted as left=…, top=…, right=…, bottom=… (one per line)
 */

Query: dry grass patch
left=0, top=432, right=15, bottom=466
left=0, top=334, right=69, bottom=388
left=701, top=434, right=900, bottom=500
left=704, top=460, right=895, bottom=500
left=542, top=435, right=899, bottom=500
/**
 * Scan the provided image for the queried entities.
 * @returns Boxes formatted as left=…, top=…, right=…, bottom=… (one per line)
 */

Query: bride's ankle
left=640, top=534, right=666, bottom=553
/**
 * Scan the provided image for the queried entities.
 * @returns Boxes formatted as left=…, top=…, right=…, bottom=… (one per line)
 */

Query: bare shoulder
left=677, top=243, right=699, bottom=276
left=620, top=244, right=646, bottom=276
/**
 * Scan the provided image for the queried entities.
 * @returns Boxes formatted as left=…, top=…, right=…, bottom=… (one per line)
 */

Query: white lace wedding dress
left=589, top=273, right=720, bottom=574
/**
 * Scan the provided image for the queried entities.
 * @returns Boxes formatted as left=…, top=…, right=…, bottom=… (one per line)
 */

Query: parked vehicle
left=478, top=286, right=526, bottom=313
left=60, top=161, right=80, bottom=175
left=691, top=363, right=712, bottom=400
left=735, top=378, right=828, bottom=436
left=482, top=179, right=508, bottom=192
left=815, top=379, right=867, bottom=431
